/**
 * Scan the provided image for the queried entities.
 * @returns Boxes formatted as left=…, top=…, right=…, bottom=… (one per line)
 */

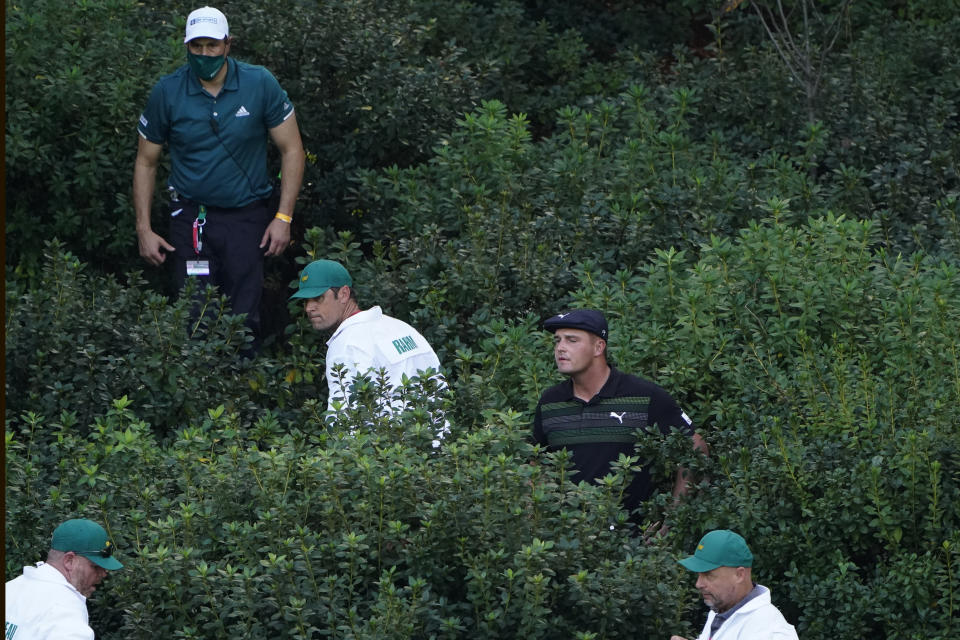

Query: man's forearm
left=276, top=147, right=305, bottom=216
left=133, top=159, right=158, bottom=234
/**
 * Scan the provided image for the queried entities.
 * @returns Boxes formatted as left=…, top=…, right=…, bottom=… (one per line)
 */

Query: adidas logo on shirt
left=235, top=106, right=251, bottom=117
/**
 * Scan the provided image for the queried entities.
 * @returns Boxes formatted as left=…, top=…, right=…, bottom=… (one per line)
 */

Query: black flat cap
left=543, top=309, right=608, bottom=340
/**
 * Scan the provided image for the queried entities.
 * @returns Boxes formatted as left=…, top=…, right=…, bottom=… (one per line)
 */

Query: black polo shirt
left=532, top=366, right=693, bottom=512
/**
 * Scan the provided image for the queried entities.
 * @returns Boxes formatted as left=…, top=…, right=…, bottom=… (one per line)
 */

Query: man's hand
left=642, top=520, right=671, bottom=544
left=138, top=229, right=175, bottom=266
left=670, top=636, right=691, bottom=640
left=260, top=217, right=291, bottom=257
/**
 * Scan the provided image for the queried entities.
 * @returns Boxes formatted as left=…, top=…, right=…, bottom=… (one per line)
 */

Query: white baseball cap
left=184, top=7, right=229, bottom=43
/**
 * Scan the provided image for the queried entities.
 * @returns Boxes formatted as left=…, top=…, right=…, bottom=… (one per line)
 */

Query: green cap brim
left=289, top=287, right=328, bottom=301
left=84, top=554, right=123, bottom=570
left=678, top=555, right=721, bottom=573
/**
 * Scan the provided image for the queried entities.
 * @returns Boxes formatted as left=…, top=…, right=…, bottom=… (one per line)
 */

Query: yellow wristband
left=274, top=212, right=292, bottom=223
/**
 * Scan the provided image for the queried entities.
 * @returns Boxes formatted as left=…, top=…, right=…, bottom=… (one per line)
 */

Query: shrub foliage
left=6, top=1, right=960, bottom=639
left=8, top=215, right=960, bottom=638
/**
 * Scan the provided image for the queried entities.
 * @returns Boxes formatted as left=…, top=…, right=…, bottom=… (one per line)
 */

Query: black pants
left=168, top=198, right=271, bottom=344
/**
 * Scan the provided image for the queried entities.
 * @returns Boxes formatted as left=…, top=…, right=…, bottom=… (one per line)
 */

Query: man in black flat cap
left=533, top=309, right=707, bottom=517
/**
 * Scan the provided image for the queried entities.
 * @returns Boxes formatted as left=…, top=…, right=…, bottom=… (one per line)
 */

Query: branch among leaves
left=721, top=0, right=852, bottom=122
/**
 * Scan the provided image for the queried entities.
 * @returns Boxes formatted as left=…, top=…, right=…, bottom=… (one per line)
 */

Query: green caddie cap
left=289, top=260, right=352, bottom=300
left=52, top=519, right=124, bottom=570
left=678, top=529, right=753, bottom=572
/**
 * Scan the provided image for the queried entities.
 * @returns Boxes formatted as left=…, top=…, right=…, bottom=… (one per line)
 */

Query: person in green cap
left=671, top=529, right=798, bottom=640
left=290, top=259, right=445, bottom=424
left=5, top=518, right=123, bottom=639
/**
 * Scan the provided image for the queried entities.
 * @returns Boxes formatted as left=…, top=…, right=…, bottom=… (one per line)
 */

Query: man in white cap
left=290, top=259, right=446, bottom=422
left=5, top=518, right=124, bottom=639
left=134, top=6, right=305, bottom=346
left=672, top=529, right=799, bottom=640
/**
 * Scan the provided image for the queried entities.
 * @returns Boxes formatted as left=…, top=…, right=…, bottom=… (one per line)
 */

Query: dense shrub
left=4, top=241, right=267, bottom=434
left=460, top=213, right=960, bottom=637
left=4, top=0, right=179, bottom=280
left=4, top=0, right=648, bottom=279
left=7, top=2, right=960, bottom=638
left=663, top=14, right=960, bottom=255
left=8, top=215, right=960, bottom=638
left=345, top=93, right=746, bottom=338
left=6, top=398, right=692, bottom=639
left=9, top=1, right=958, bottom=285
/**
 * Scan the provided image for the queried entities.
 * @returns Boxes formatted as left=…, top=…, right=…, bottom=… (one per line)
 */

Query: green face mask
left=187, top=52, right=226, bottom=81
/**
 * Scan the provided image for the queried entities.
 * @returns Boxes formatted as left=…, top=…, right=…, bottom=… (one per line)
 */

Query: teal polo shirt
left=138, top=58, right=295, bottom=208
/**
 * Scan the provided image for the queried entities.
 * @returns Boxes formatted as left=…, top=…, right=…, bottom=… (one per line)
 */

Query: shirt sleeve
left=532, top=401, right=548, bottom=445
left=34, top=599, right=95, bottom=640
left=260, top=68, right=294, bottom=129
left=137, top=80, right=169, bottom=144
left=40, top=617, right=95, bottom=640
left=647, top=385, right=694, bottom=436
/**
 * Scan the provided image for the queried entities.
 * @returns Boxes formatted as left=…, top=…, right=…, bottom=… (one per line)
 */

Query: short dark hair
left=331, top=285, right=358, bottom=304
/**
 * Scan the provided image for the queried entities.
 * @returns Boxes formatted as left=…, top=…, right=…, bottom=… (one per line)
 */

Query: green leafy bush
left=4, top=0, right=180, bottom=280
left=7, top=0, right=958, bottom=301
left=466, top=213, right=960, bottom=638
left=665, top=14, right=960, bottom=255
left=7, top=3, right=960, bottom=639
left=4, top=241, right=266, bottom=434
left=6, top=398, right=691, bottom=639
left=8, top=215, right=960, bottom=638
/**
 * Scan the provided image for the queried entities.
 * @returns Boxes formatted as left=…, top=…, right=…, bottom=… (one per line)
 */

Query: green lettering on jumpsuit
left=392, top=335, right=418, bottom=354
